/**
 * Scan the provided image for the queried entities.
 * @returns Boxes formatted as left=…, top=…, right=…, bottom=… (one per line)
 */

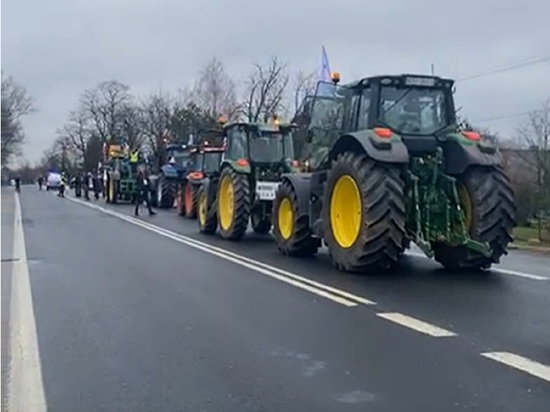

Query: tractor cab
left=301, top=74, right=458, bottom=170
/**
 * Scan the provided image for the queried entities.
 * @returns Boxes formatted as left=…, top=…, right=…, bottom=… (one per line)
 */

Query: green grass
left=513, top=225, right=550, bottom=246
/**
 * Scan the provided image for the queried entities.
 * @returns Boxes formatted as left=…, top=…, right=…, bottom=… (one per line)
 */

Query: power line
left=471, top=110, right=533, bottom=123
left=457, top=56, right=550, bottom=82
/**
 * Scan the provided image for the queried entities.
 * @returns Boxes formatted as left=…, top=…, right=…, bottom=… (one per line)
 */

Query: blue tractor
left=149, top=143, right=192, bottom=209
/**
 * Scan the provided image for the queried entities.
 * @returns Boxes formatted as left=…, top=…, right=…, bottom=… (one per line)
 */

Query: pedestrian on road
left=58, top=173, right=67, bottom=198
left=37, top=176, right=44, bottom=190
left=14, top=176, right=21, bottom=193
left=134, top=169, right=156, bottom=217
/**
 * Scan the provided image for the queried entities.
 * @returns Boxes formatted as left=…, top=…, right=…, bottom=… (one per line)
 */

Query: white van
left=46, top=172, right=61, bottom=191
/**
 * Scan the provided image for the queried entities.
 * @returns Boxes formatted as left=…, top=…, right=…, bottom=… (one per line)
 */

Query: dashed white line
left=376, top=312, right=457, bottom=337
left=7, top=193, right=47, bottom=412
left=481, top=352, right=550, bottom=383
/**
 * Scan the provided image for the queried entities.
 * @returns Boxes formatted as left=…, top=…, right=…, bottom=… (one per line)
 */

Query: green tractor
left=272, top=74, right=515, bottom=272
left=177, top=138, right=225, bottom=219
left=102, top=143, right=137, bottom=204
left=197, top=120, right=300, bottom=240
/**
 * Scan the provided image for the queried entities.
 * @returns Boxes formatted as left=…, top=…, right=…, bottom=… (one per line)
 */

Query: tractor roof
left=343, top=73, right=454, bottom=89
left=222, top=121, right=296, bottom=130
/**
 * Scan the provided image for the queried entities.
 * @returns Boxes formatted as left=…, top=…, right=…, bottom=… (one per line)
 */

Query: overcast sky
left=3, top=0, right=550, bottom=163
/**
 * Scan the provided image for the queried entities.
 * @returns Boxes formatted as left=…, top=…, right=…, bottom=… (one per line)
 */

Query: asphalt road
left=2, top=185, right=550, bottom=411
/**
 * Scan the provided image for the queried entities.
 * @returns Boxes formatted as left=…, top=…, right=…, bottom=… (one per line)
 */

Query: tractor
left=103, top=143, right=137, bottom=204
left=177, top=132, right=225, bottom=219
left=272, top=73, right=515, bottom=272
left=150, top=143, right=192, bottom=209
left=197, top=120, right=300, bottom=239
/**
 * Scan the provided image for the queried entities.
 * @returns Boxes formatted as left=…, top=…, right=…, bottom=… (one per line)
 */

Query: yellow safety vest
left=130, top=152, right=139, bottom=163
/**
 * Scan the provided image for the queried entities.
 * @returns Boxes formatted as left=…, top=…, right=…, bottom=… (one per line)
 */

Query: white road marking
left=480, top=352, right=550, bottom=383
left=376, top=312, right=457, bottom=337
left=66, top=197, right=363, bottom=307
left=7, top=193, right=47, bottom=412
left=406, top=251, right=548, bottom=281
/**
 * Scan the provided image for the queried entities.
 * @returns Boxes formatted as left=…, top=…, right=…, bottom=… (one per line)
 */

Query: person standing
left=37, top=176, right=44, bottom=190
left=134, top=169, right=156, bottom=217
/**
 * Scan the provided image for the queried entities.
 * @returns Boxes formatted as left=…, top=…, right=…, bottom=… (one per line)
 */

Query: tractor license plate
left=256, top=181, right=279, bottom=201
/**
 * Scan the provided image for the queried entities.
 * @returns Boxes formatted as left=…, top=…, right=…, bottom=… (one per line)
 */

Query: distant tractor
left=150, top=144, right=192, bottom=209
left=103, top=143, right=137, bottom=204
left=272, top=73, right=515, bottom=272
left=197, top=120, right=300, bottom=239
left=177, top=135, right=225, bottom=219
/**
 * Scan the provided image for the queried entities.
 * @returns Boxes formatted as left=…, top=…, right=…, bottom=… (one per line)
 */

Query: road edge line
left=7, top=193, right=47, bottom=412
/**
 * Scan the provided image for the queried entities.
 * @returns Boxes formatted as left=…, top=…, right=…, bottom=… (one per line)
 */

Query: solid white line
left=65, top=197, right=360, bottom=307
left=7, top=193, right=47, bottom=412
left=480, top=351, right=550, bottom=383
left=376, top=312, right=457, bottom=337
left=405, top=251, right=548, bottom=281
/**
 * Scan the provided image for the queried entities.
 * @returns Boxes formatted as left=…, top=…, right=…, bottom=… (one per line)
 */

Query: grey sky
left=3, top=0, right=550, bottom=163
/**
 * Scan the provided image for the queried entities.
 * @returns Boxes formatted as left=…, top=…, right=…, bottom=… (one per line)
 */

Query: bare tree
left=1, top=72, right=36, bottom=163
left=80, top=80, right=132, bottom=144
left=58, top=108, right=90, bottom=159
left=515, top=99, right=550, bottom=240
left=291, top=70, right=316, bottom=118
left=243, top=56, right=290, bottom=122
left=192, top=58, right=239, bottom=120
left=140, top=90, right=175, bottom=169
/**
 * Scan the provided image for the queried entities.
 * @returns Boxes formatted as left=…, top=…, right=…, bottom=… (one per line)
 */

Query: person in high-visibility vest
left=129, top=150, right=139, bottom=174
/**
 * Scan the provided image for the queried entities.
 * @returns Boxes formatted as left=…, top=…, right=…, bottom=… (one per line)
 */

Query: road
left=2, top=186, right=549, bottom=411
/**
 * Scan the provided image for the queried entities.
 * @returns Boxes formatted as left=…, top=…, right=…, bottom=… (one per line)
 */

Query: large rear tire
left=323, top=153, right=406, bottom=272
left=184, top=181, right=198, bottom=219
left=433, top=167, right=515, bottom=271
left=157, top=176, right=176, bottom=209
left=198, top=185, right=217, bottom=235
left=272, top=180, right=319, bottom=256
left=217, top=168, right=250, bottom=240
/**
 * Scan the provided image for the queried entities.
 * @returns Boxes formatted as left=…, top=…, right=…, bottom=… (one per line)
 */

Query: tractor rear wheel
left=272, top=180, right=319, bottom=256
left=184, top=182, right=198, bottom=219
left=198, top=185, right=217, bottom=235
left=217, top=168, right=250, bottom=240
left=157, top=176, right=176, bottom=209
left=433, top=166, right=515, bottom=271
left=323, top=152, right=406, bottom=272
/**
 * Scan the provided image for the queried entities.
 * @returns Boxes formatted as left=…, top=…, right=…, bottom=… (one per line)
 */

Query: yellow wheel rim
left=218, top=174, right=234, bottom=231
left=330, top=175, right=362, bottom=248
left=278, top=198, right=294, bottom=240
left=198, top=191, right=207, bottom=226
left=458, top=184, right=473, bottom=232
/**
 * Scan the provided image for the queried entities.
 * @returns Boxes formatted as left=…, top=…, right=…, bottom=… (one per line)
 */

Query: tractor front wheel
left=433, top=167, right=515, bottom=271
left=198, top=185, right=217, bottom=235
left=272, top=180, right=319, bottom=256
left=323, top=153, right=406, bottom=272
left=217, top=168, right=250, bottom=240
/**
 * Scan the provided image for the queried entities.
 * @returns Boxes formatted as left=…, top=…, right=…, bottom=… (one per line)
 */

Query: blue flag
left=319, top=46, right=331, bottom=82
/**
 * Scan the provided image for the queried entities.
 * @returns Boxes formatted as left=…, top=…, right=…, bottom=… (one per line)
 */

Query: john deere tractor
left=272, top=74, right=515, bottom=272
left=197, top=120, right=300, bottom=239
left=177, top=132, right=225, bottom=219
left=103, top=143, right=137, bottom=204
left=150, top=143, right=192, bottom=209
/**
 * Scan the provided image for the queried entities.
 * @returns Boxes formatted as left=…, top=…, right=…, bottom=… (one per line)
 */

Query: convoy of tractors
left=101, top=72, right=516, bottom=273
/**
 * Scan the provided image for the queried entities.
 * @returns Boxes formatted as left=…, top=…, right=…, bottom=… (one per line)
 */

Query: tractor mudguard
left=443, top=134, right=502, bottom=175
left=330, top=130, right=409, bottom=164
left=160, top=164, right=179, bottom=179
left=280, top=173, right=312, bottom=216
